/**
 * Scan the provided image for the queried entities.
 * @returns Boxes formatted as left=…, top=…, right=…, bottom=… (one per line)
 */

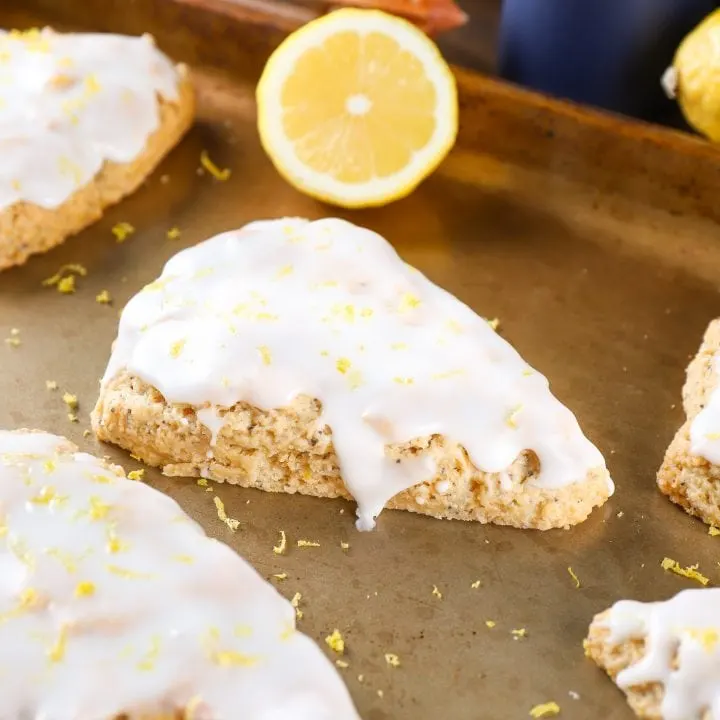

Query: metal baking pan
left=3, top=1, right=720, bottom=717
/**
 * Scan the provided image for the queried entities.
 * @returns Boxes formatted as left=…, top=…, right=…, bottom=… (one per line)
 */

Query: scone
left=0, top=28, right=194, bottom=270
left=586, top=589, right=720, bottom=719
left=658, top=319, right=720, bottom=527
left=0, top=430, right=359, bottom=719
left=92, top=217, right=613, bottom=531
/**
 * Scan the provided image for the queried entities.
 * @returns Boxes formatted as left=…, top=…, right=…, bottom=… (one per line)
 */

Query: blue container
left=498, top=0, right=716, bottom=126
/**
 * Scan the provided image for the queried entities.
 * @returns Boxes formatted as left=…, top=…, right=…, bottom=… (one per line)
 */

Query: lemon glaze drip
left=102, top=218, right=612, bottom=530
left=0, top=431, right=358, bottom=718
left=601, top=588, right=720, bottom=720
left=0, top=28, right=180, bottom=211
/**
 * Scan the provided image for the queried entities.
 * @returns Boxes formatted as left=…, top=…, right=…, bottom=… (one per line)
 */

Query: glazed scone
left=0, top=430, right=359, bottom=719
left=586, top=589, right=720, bottom=719
left=0, top=28, right=194, bottom=270
left=92, top=217, right=613, bottom=531
left=658, top=319, right=720, bottom=527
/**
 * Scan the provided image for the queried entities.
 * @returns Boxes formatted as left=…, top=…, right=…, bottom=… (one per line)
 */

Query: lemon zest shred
left=213, top=496, right=240, bottom=532
left=530, top=702, right=560, bottom=718
left=661, top=557, right=709, bottom=586
left=273, top=530, right=287, bottom=555
left=200, top=150, right=231, bottom=181
left=567, top=566, right=581, bottom=589
left=127, top=469, right=145, bottom=481
left=431, top=584, right=443, bottom=599
left=297, top=540, right=320, bottom=548
left=112, top=222, right=135, bottom=243
left=385, top=653, right=401, bottom=667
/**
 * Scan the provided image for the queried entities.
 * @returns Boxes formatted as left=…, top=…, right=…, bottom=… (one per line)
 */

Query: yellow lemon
left=665, top=8, right=720, bottom=141
left=256, top=8, right=458, bottom=208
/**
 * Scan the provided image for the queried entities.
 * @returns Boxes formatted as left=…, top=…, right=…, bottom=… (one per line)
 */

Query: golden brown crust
left=0, top=75, right=194, bottom=271
left=658, top=319, right=720, bottom=526
left=92, top=371, right=611, bottom=530
left=585, top=610, right=666, bottom=720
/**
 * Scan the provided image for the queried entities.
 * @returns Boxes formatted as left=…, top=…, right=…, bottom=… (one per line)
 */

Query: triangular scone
left=93, top=217, right=613, bottom=531
left=0, top=430, right=359, bottom=719
left=658, top=319, right=720, bottom=526
left=0, top=28, right=194, bottom=270
left=586, top=589, right=720, bottom=719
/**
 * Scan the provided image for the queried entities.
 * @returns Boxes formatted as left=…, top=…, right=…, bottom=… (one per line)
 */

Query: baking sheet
left=3, top=1, right=720, bottom=718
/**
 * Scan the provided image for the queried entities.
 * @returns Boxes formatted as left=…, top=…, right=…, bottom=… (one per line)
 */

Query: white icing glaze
left=690, top=355, right=720, bottom=463
left=0, top=28, right=180, bottom=211
left=101, top=217, right=611, bottom=530
left=600, top=589, right=720, bottom=720
left=0, top=430, right=358, bottom=719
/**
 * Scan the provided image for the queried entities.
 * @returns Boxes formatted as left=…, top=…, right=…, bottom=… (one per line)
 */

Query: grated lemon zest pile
left=661, top=557, right=709, bottom=586
left=273, top=530, right=287, bottom=555
left=432, top=585, right=443, bottom=599
left=200, top=150, right=231, bottom=181
left=530, top=702, right=560, bottom=718
left=297, top=540, right=320, bottom=548
left=112, top=222, right=135, bottom=243
left=567, top=566, right=581, bottom=589
left=127, top=469, right=145, bottom=481
left=213, top=497, right=240, bottom=532
left=167, top=226, right=181, bottom=240
left=385, top=653, right=401, bottom=667
left=325, top=629, right=345, bottom=654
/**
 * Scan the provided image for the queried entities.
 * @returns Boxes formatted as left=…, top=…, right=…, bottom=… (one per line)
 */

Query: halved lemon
left=256, top=8, right=458, bottom=208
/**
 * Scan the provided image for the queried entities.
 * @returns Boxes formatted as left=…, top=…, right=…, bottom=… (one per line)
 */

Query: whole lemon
left=664, top=9, right=720, bottom=141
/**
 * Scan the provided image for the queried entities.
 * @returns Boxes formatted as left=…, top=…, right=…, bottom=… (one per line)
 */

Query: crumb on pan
left=471, top=580, right=481, bottom=589
left=46, top=380, right=58, bottom=391
left=431, top=585, right=443, bottom=599
left=660, top=557, right=709, bottom=585
left=272, top=573, right=287, bottom=581
left=340, top=541, right=349, bottom=550
left=709, top=527, right=720, bottom=536
left=167, top=226, right=181, bottom=240
left=511, top=628, right=527, bottom=639
left=336, top=659, right=349, bottom=669
left=127, top=469, right=145, bottom=481
left=95, top=290, right=112, bottom=305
